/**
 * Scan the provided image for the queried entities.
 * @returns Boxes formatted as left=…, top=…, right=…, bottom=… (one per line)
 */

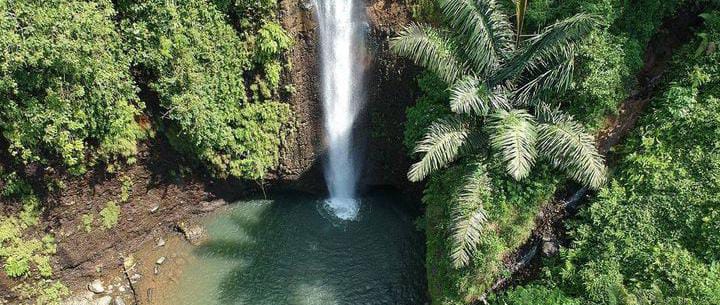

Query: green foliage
left=393, top=3, right=607, bottom=288
left=488, top=285, right=581, bottom=305
left=120, top=175, right=133, bottom=203
left=425, top=160, right=558, bottom=304
left=255, top=22, right=293, bottom=63
left=0, top=0, right=145, bottom=174
left=392, top=0, right=606, bottom=192
left=408, top=0, right=443, bottom=23
left=514, top=13, right=720, bottom=305
left=523, top=0, right=687, bottom=128
left=13, top=280, right=70, bottom=305
left=404, top=73, right=452, bottom=152
left=215, top=0, right=280, bottom=30
left=120, top=0, right=292, bottom=180
left=100, top=201, right=120, bottom=229
left=81, top=214, right=94, bottom=233
left=0, top=195, right=58, bottom=279
left=568, top=32, right=640, bottom=128
left=404, top=2, right=720, bottom=304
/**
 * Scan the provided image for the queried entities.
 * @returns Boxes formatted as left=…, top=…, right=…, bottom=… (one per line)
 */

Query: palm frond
left=449, top=75, right=510, bottom=115
left=450, top=163, right=491, bottom=268
left=488, top=109, right=538, bottom=180
left=494, top=13, right=596, bottom=83
left=439, top=0, right=514, bottom=75
left=390, top=23, right=465, bottom=84
left=537, top=114, right=606, bottom=189
left=514, top=45, right=576, bottom=105
left=408, top=117, right=471, bottom=182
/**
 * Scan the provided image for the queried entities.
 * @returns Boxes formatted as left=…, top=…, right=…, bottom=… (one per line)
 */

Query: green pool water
left=168, top=190, right=427, bottom=305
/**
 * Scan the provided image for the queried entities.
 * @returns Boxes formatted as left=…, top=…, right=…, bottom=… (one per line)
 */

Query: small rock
left=149, top=204, right=160, bottom=213
left=542, top=240, right=559, bottom=256
left=93, top=296, right=112, bottom=305
left=176, top=222, right=207, bottom=245
left=114, top=297, right=126, bottom=305
left=123, top=256, right=135, bottom=271
left=156, top=237, right=166, bottom=247
left=118, top=286, right=126, bottom=293
left=156, top=256, right=166, bottom=265
left=130, top=273, right=142, bottom=283
left=154, top=265, right=159, bottom=275
left=146, top=288, right=154, bottom=303
left=88, top=279, right=105, bottom=294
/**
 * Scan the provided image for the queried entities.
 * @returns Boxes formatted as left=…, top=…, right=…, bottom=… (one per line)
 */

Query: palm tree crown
left=391, top=0, right=606, bottom=268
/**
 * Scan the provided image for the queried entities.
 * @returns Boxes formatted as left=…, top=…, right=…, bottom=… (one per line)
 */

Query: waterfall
left=314, top=0, right=365, bottom=220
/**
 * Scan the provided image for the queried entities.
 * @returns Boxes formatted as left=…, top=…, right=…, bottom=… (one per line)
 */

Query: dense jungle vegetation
left=0, top=0, right=291, bottom=303
left=402, top=0, right=720, bottom=304
left=1, top=0, right=719, bottom=304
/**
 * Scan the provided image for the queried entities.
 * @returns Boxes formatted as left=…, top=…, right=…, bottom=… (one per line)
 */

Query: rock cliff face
left=277, top=0, right=422, bottom=196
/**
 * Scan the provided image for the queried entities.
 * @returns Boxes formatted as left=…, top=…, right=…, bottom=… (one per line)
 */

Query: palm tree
left=390, top=0, right=606, bottom=268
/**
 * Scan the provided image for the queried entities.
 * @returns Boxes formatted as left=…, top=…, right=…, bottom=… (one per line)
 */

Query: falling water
left=314, top=0, right=365, bottom=220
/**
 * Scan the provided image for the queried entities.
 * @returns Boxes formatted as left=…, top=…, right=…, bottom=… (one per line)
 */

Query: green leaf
left=488, top=109, right=538, bottom=180
left=408, top=117, right=471, bottom=182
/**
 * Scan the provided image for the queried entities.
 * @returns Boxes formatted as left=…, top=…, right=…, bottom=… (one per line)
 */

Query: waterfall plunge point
left=315, top=0, right=365, bottom=220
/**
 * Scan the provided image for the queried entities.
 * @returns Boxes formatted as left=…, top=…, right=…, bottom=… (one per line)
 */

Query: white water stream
left=314, top=0, right=365, bottom=220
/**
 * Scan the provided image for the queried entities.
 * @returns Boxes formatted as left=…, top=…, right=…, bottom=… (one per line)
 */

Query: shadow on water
left=188, top=190, right=426, bottom=305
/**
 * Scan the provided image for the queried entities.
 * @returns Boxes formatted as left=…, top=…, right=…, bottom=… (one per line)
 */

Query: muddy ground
left=41, top=139, right=247, bottom=299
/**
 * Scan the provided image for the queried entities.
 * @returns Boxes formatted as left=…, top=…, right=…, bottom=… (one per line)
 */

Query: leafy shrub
left=120, top=0, right=292, bottom=180
left=81, top=214, right=94, bottom=233
left=215, top=0, right=280, bottom=30
left=0, top=0, right=145, bottom=174
left=120, top=175, right=133, bottom=203
left=406, top=3, right=708, bottom=305
left=0, top=216, right=58, bottom=278
left=403, top=72, right=451, bottom=153
left=523, top=0, right=686, bottom=129
left=254, top=22, right=293, bottom=63
left=425, top=161, right=558, bottom=304
left=488, top=285, right=580, bottom=305
left=568, top=32, right=641, bottom=129
left=13, top=280, right=70, bottom=305
left=513, top=13, right=720, bottom=305
left=100, top=201, right=120, bottom=229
